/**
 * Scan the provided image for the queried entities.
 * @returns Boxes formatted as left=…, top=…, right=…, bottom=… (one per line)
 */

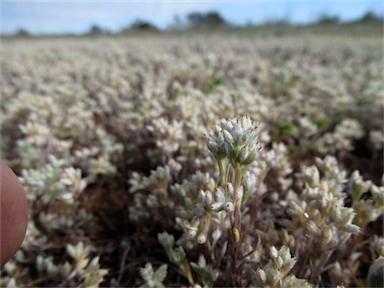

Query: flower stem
left=184, top=262, right=194, bottom=284
left=232, top=163, right=243, bottom=274
left=218, top=158, right=226, bottom=186
left=234, top=163, right=242, bottom=197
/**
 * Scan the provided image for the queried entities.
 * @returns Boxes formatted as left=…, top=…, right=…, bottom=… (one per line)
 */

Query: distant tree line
left=87, top=10, right=384, bottom=35
left=315, top=11, right=383, bottom=25
left=11, top=10, right=384, bottom=36
left=185, top=11, right=227, bottom=28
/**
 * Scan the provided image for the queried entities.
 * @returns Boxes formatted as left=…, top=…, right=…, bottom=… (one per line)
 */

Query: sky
left=1, top=0, right=383, bottom=35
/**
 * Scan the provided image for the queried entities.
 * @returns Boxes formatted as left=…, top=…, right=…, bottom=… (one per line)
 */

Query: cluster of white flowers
left=253, top=246, right=309, bottom=287
left=282, top=156, right=383, bottom=285
left=207, top=116, right=261, bottom=167
left=288, top=160, right=360, bottom=245
left=317, top=119, right=364, bottom=154
left=147, top=117, right=184, bottom=158
left=4, top=242, right=107, bottom=287
left=19, top=155, right=87, bottom=205
left=1, top=34, right=382, bottom=287
left=349, top=170, right=384, bottom=226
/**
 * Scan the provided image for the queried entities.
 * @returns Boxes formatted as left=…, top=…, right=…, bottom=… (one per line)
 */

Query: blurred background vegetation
left=4, top=9, right=383, bottom=39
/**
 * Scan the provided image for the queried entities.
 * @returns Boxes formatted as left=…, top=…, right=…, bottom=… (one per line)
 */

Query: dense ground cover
left=1, top=33, right=383, bottom=287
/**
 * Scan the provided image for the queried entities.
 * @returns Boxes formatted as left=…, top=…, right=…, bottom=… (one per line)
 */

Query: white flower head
left=206, top=125, right=226, bottom=160
left=219, top=115, right=263, bottom=167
